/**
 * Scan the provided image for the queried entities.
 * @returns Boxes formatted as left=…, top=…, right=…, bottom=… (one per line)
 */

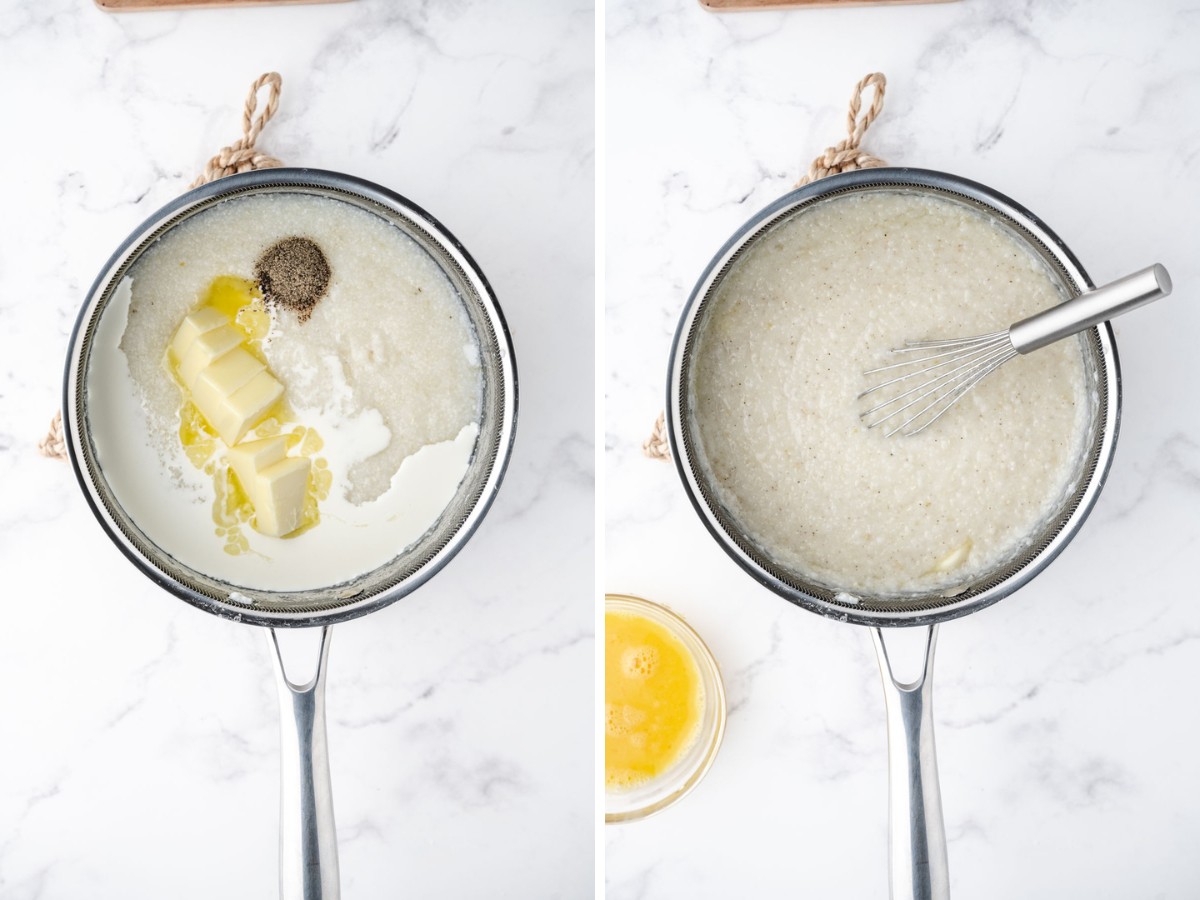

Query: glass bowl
left=604, top=593, right=727, bottom=823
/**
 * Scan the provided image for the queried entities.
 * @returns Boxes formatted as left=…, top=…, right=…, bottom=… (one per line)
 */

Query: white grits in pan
left=688, top=190, right=1094, bottom=597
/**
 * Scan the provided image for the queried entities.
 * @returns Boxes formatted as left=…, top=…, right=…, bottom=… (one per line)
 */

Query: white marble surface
left=606, top=1, right=1200, bottom=898
left=0, top=1, right=593, bottom=897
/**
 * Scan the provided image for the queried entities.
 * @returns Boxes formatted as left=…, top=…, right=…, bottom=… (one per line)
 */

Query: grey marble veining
left=605, top=1, right=1200, bottom=898
left=0, top=0, right=594, bottom=897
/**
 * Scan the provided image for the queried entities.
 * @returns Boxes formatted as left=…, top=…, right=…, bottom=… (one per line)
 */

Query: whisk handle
left=1009, top=264, right=1172, bottom=354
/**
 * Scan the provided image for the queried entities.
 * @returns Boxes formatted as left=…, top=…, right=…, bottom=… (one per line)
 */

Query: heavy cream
left=688, top=190, right=1093, bottom=597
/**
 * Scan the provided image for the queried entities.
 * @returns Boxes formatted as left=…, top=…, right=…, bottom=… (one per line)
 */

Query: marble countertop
left=605, top=1, right=1200, bottom=898
left=0, top=1, right=593, bottom=897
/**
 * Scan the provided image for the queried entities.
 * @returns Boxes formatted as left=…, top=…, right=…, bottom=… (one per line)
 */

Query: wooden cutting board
left=702, top=0, right=956, bottom=8
left=97, top=0, right=349, bottom=10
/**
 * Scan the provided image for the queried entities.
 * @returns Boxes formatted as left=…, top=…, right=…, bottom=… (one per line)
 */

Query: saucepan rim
left=63, top=167, right=517, bottom=628
left=666, top=167, right=1120, bottom=628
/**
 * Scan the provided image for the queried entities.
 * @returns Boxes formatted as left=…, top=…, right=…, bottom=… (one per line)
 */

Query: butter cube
left=932, top=538, right=973, bottom=573
left=226, top=435, right=288, bottom=495
left=171, top=307, right=230, bottom=362
left=177, top=324, right=245, bottom=388
left=191, top=348, right=267, bottom=437
left=204, top=369, right=284, bottom=446
left=254, top=457, right=311, bottom=537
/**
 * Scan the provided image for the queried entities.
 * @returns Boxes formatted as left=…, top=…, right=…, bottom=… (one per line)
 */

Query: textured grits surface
left=690, top=191, right=1092, bottom=596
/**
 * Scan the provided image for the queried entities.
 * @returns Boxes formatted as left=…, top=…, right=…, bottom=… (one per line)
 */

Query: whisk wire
left=861, top=341, right=1014, bottom=423
left=885, top=350, right=1015, bottom=437
left=892, top=330, right=1010, bottom=351
left=860, top=332, right=1018, bottom=437
left=859, top=334, right=1013, bottom=401
left=863, top=332, right=1009, bottom=377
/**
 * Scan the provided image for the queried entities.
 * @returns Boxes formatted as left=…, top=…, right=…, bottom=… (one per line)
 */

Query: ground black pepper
left=255, top=236, right=331, bottom=323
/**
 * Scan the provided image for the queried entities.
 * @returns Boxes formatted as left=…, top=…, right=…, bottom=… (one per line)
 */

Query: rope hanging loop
left=796, top=72, right=888, bottom=187
left=191, top=71, right=285, bottom=188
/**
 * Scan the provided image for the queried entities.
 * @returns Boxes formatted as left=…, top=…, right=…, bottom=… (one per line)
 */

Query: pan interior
left=675, top=176, right=1114, bottom=624
left=71, top=177, right=513, bottom=623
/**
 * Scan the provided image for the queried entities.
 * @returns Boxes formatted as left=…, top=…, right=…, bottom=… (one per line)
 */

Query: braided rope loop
left=643, top=412, right=670, bottom=461
left=796, top=72, right=887, bottom=187
left=37, top=410, right=66, bottom=460
left=191, top=72, right=284, bottom=188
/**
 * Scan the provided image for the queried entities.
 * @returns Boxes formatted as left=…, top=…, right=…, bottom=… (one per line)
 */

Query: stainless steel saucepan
left=63, top=168, right=517, bottom=899
left=667, top=168, right=1121, bottom=900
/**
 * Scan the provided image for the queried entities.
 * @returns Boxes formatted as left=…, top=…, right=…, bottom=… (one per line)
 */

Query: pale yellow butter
left=190, top=348, right=274, bottom=446
left=931, top=539, right=973, bottom=574
left=226, top=435, right=307, bottom=537
left=254, top=457, right=311, bottom=537
left=216, top=370, right=284, bottom=446
left=193, top=348, right=265, bottom=400
left=172, top=306, right=283, bottom=445
left=226, top=435, right=288, bottom=495
left=178, top=324, right=244, bottom=389
left=192, top=350, right=262, bottom=439
left=170, top=307, right=229, bottom=362
left=170, top=296, right=303, bottom=533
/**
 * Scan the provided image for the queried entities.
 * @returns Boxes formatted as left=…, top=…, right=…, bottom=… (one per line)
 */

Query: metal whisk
left=860, top=264, right=1172, bottom=437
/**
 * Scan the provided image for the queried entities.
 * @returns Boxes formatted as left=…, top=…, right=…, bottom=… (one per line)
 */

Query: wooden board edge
left=700, top=0, right=958, bottom=9
left=96, top=0, right=351, bottom=11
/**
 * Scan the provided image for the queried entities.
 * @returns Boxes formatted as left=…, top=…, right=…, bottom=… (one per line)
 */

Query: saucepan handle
left=871, top=625, right=949, bottom=900
left=268, top=625, right=340, bottom=900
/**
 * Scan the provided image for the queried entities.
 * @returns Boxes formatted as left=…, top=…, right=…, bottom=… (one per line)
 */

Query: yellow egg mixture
left=167, top=275, right=332, bottom=556
left=605, top=610, right=704, bottom=791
